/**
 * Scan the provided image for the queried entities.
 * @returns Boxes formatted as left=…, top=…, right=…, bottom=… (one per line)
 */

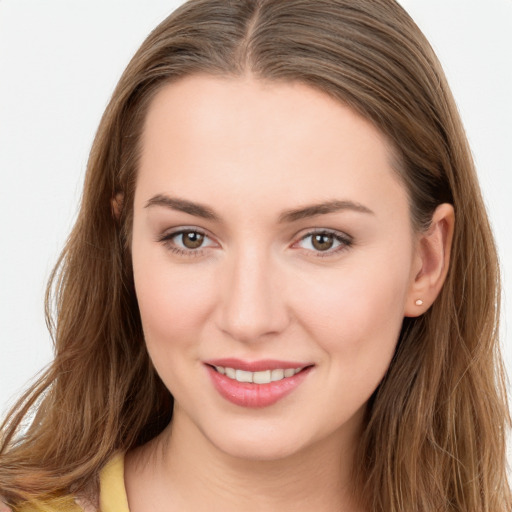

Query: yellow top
left=14, top=453, right=129, bottom=512
left=99, top=453, right=129, bottom=512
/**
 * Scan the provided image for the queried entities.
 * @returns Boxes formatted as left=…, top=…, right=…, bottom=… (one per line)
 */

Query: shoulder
left=4, top=454, right=126, bottom=512
left=2, top=453, right=126, bottom=512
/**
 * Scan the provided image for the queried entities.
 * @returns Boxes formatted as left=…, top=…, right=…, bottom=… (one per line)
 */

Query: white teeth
left=271, top=369, right=284, bottom=381
left=214, top=365, right=304, bottom=383
left=253, top=370, right=271, bottom=384
left=235, top=369, right=253, bottom=383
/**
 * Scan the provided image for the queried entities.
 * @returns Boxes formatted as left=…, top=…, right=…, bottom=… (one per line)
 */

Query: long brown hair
left=1, top=1, right=509, bottom=510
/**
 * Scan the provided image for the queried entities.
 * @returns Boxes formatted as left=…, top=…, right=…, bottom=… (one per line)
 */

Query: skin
left=124, top=74, right=454, bottom=512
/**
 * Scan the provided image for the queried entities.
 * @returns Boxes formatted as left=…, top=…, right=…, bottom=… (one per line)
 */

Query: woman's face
left=131, top=75, right=421, bottom=461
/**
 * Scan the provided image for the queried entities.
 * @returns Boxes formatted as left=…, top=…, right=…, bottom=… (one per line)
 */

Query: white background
left=1, top=0, right=511, bottom=445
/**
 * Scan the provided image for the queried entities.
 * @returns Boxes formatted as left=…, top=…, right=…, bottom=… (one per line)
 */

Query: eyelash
left=157, top=228, right=353, bottom=258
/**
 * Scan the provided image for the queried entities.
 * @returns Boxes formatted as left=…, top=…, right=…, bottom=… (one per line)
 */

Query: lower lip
left=205, top=365, right=312, bottom=408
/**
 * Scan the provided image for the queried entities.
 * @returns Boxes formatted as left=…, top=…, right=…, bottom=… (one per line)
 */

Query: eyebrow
left=278, top=200, right=374, bottom=223
left=145, top=194, right=374, bottom=223
left=145, top=194, right=219, bottom=220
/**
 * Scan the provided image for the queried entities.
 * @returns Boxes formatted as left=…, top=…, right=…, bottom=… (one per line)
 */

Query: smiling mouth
left=210, top=365, right=305, bottom=384
left=205, top=361, right=313, bottom=407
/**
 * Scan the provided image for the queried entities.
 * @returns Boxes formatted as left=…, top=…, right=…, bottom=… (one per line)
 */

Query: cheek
left=133, top=258, right=219, bottom=398
left=132, top=244, right=217, bottom=347
left=291, top=249, right=411, bottom=368
left=289, top=255, right=411, bottom=421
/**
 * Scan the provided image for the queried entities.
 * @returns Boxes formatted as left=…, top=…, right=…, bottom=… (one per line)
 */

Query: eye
left=158, top=228, right=217, bottom=256
left=177, top=230, right=206, bottom=249
left=295, top=230, right=352, bottom=256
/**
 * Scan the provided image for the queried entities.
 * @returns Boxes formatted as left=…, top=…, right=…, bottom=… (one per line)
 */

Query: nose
left=216, top=246, right=290, bottom=343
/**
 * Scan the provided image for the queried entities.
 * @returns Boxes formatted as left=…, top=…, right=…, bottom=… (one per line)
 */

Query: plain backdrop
left=1, top=0, right=511, bottom=451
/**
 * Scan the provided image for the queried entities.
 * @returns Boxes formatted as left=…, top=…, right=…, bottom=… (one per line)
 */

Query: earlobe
left=111, top=192, right=124, bottom=220
left=404, top=203, right=455, bottom=317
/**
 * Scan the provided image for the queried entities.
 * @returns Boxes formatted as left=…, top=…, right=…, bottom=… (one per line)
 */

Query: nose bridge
left=218, top=242, right=288, bottom=343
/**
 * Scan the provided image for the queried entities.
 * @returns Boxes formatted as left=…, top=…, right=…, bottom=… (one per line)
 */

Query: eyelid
left=158, top=226, right=211, bottom=241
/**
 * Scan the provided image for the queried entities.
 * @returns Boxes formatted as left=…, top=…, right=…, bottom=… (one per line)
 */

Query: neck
left=125, top=408, right=365, bottom=512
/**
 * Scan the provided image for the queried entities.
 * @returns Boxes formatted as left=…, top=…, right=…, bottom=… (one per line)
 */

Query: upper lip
left=204, top=358, right=313, bottom=372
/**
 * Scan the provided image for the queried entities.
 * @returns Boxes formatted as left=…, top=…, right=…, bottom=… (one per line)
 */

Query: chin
left=213, top=432, right=312, bottom=462
left=200, top=414, right=349, bottom=464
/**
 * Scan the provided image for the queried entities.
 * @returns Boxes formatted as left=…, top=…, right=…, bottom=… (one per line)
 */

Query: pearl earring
left=415, top=299, right=424, bottom=306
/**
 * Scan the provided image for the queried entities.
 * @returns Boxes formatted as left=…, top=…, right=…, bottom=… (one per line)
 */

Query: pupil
left=312, top=234, right=334, bottom=251
left=183, top=231, right=204, bottom=249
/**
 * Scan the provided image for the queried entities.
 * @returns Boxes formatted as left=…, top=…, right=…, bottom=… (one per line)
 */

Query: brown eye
left=158, top=228, right=216, bottom=256
left=181, top=231, right=205, bottom=249
left=311, top=233, right=334, bottom=251
left=295, top=230, right=352, bottom=256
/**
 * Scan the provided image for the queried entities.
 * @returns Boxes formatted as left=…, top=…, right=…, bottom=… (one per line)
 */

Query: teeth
left=235, top=369, right=253, bottom=383
left=271, top=369, right=284, bottom=381
left=214, top=365, right=303, bottom=384
left=253, top=370, right=271, bottom=384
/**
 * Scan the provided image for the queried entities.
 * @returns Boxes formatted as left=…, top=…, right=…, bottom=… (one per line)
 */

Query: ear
left=404, top=203, right=455, bottom=317
left=111, top=192, right=124, bottom=220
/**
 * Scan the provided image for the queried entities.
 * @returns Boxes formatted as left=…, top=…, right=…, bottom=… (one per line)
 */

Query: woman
left=0, top=0, right=509, bottom=510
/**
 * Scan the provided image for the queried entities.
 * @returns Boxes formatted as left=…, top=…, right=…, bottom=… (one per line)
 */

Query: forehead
left=136, top=74, right=407, bottom=218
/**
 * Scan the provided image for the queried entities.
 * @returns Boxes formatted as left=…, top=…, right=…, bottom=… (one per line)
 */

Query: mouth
left=204, top=359, right=314, bottom=408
